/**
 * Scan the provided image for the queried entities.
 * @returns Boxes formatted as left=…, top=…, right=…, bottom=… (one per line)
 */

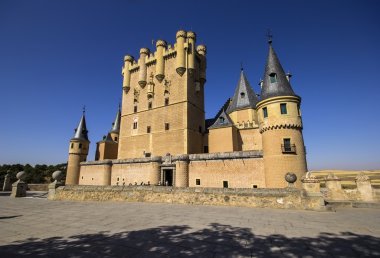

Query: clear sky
left=0, top=0, right=379, bottom=170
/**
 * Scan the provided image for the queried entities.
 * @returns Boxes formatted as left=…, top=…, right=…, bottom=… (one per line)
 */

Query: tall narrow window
left=148, top=102, right=152, bottom=110
left=134, top=106, right=137, bottom=113
left=70, top=143, right=74, bottom=149
left=280, top=103, right=287, bottom=114
left=269, top=73, right=277, bottom=83
left=297, top=104, right=301, bottom=116
left=283, top=138, right=291, bottom=152
left=196, top=179, right=201, bottom=185
left=79, top=143, right=82, bottom=149
left=147, top=126, right=151, bottom=133
left=133, top=122, right=138, bottom=129
left=263, top=107, right=268, bottom=118
left=199, top=126, right=202, bottom=133
left=165, top=98, right=169, bottom=106
left=165, top=123, right=170, bottom=130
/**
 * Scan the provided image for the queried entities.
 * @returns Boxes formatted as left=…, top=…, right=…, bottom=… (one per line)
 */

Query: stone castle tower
left=65, top=112, right=89, bottom=185
left=119, top=30, right=207, bottom=158
left=256, top=42, right=307, bottom=188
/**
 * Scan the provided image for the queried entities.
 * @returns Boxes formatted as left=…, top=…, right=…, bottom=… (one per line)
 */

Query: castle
left=65, top=30, right=307, bottom=189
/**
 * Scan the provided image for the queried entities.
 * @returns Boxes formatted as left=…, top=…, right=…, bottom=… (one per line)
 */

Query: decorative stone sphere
left=52, top=170, right=63, bottom=181
left=16, top=171, right=26, bottom=181
left=285, top=173, right=297, bottom=184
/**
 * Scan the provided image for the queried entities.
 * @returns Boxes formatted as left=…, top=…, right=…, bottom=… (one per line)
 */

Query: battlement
left=122, top=30, right=207, bottom=90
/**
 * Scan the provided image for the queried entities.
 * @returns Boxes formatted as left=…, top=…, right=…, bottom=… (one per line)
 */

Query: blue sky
left=0, top=0, right=379, bottom=170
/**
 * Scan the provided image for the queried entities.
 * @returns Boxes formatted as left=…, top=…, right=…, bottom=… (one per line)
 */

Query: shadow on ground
left=0, top=223, right=379, bottom=257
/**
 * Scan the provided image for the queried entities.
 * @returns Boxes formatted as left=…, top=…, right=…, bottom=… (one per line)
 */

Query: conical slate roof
left=110, top=107, right=121, bottom=133
left=100, top=133, right=114, bottom=143
left=208, top=109, right=233, bottom=129
left=72, top=113, right=89, bottom=141
left=260, top=44, right=296, bottom=100
left=226, top=69, right=259, bottom=114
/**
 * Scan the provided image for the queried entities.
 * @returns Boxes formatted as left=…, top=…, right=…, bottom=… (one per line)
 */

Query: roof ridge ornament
left=266, top=29, right=273, bottom=45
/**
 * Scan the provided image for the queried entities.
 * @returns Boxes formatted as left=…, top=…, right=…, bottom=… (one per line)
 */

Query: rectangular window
left=204, top=146, right=209, bottom=153
left=282, top=138, right=296, bottom=153
left=280, top=103, right=287, bottom=114
left=147, top=126, right=151, bottom=133
left=70, top=143, right=74, bottom=149
left=253, top=185, right=258, bottom=188
left=165, top=98, right=169, bottom=106
left=134, top=106, right=137, bottom=113
left=196, top=179, right=200, bottom=185
left=165, top=123, right=169, bottom=130
left=297, top=104, right=301, bottom=116
left=133, top=122, right=138, bottom=129
left=148, top=102, right=152, bottom=109
left=223, top=181, right=228, bottom=188
left=79, top=143, right=82, bottom=149
left=263, top=107, right=268, bottom=118
left=199, top=126, right=202, bottom=133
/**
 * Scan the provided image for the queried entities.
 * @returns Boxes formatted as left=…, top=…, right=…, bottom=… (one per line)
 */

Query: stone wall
left=28, top=184, right=48, bottom=191
left=51, top=185, right=325, bottom=211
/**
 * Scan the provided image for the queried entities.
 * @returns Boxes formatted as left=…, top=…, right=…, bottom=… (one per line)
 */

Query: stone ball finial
left=16, top=171, right=26, bottom=181
left=285, top=172, right=297, bottom=184
left=156, top=40, right=167, bottom=48
left=176, top=30, right=187, bottom=39
left=52, top=170, right=63, bottom=182
left=140, top=48, right=150, bottom=55
left=124, top=55, right=134, bottom=62
left=196, top=45, right=207, bottom=55
left=187, top=31, right=196, bottom=40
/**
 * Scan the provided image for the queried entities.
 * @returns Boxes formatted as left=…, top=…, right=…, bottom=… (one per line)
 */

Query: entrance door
left=163, top=169, right=173, bottom=186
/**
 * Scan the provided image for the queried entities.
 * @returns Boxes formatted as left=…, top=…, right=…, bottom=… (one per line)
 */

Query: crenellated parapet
left=260, top=123, right=303, bottom=133
left=121, top=30, right=207, bottom=92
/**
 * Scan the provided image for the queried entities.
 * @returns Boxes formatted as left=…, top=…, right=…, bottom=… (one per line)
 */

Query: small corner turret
left=95, top=106, right=121, bottom=161
left=257, top=40, right=307, bottom=188
left=66, top=110, right=90, bottom=185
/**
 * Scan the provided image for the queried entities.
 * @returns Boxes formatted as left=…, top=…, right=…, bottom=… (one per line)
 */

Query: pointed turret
left=226, top=69, right=259, bottom=114
left=66, top=111, right=90, bottom=185
left=72, top=113, right=89, bottom=141
left=260, top=44, right=296, bottom=100
left=110, top=107, right=121, bottom=134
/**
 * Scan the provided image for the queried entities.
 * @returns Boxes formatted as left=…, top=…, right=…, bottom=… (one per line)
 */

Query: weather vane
left=266, top=29, right=273, bottom=44
left=82, top=105, right=86, bottom=114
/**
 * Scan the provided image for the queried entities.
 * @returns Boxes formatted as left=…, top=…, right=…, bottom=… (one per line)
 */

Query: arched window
left=240, top=92, right=245, bottom=98
left=219, top=116, right=225, bottom=124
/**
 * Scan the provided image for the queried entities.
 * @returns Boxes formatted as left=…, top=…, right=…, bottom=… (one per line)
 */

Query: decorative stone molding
left=139, top=48, right=150, bottom=55
left=187, top=31, right=196, bottom=39
left=196, top=45, right=207, bottom=55
left=156, top=40, right=167, bottom=48
left=176, top=30, right=187, bottom=38
left=124, top=55, right=134, bottom=62
left=356, top=172, right=370, bottom=182
left=260, top=123, right=303, bottom=133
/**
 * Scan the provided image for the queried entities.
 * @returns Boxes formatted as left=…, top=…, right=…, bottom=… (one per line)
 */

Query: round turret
left=187, top=31, right=196, bottom=40
left=138, top=48, right=150, bottom=87
left=196, top=45, right=207, bottom=56
left=176, top=30, right=187, bottom=38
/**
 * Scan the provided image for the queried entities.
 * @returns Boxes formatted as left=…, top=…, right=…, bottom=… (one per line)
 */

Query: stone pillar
left=325, top=173, right=348, bottom=200
left=302, top=172, right=320, bottom=194
left=11, top=171, right=27, bottom=198
left=2, top=171, right=12, bottom=191
left=175, top=155, right=189, bottom=187
left=356, top=172, right=373, bottom=202
left=48, top=170, right=64, bottom=200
